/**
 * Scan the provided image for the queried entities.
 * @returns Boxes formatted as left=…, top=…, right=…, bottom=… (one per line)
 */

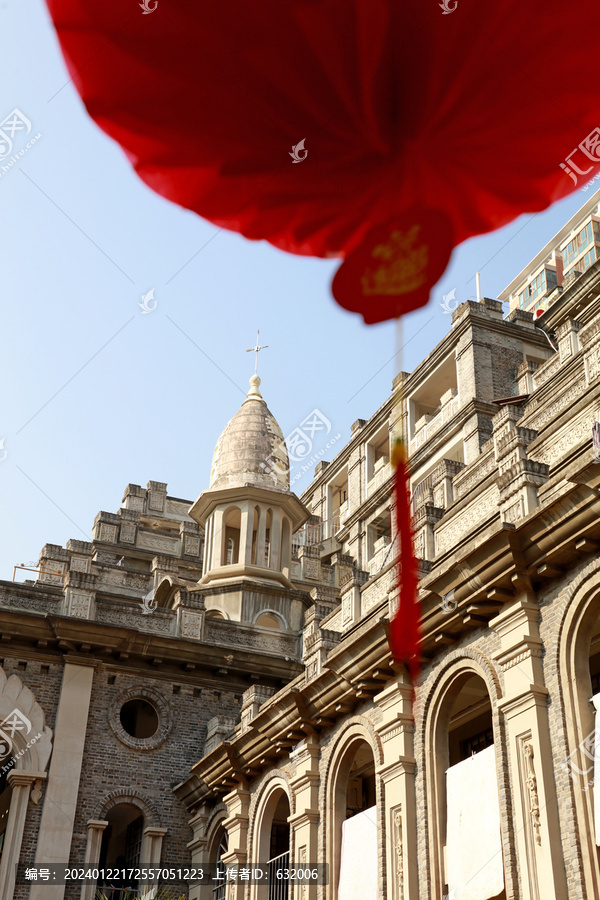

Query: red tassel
left=389, top=439, right=421, bottom=688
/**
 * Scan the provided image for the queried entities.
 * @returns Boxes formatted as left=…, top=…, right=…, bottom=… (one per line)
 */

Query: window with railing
left=267, top=850, right=290, bottom=900
left=213, top=831, right=228, bottom=900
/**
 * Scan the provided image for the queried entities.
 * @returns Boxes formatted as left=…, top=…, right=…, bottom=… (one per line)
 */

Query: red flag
left=389, top=440, right=420, bottom=685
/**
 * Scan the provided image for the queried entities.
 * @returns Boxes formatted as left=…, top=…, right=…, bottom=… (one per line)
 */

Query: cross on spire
left=246, top=330, right=268, bottom=374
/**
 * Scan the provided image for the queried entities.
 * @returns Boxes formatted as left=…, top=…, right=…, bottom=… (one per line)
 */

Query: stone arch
left=555, top=556, right=600, bottom=898
left=206, top=803, right=228, bottom=863
left=154, top=575, right=186, bottom=609
left=95, top=789, right=161, bottom=828
left=322, top=717, right=384, bottom=900
left=248, top=769, right=295, bottom=845
left=248, top=772, right=293, bottom=900
left=252, top=608, right=288, bottom=630
left=419, top=648, right=513, bottom=900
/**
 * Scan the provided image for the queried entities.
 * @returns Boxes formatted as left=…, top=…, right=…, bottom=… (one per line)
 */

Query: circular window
left=120, top=698, right=159, bottom=738
left=109, top=686, right=171, bottom=750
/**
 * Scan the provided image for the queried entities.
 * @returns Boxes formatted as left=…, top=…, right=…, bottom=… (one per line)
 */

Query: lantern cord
left=389, top=316, right=421, bottom=706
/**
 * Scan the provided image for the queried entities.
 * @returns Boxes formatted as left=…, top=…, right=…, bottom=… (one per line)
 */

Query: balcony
left=367, top=457, right=392, bottom=498
left=410, top=390, right=459, bottom=451
left=366, top=534, right=393, bottom=576
left=267, top=851, right=290, bottom=900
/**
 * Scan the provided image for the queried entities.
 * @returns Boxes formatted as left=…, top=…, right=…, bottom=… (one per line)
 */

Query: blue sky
left=0, top=0, right=590, bottom=578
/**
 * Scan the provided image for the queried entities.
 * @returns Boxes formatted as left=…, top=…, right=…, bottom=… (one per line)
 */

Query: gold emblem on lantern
left=361, top=225, right=428, bottom=295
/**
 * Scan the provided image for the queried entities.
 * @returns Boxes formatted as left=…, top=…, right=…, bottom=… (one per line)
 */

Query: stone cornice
left=0, top=602, right=300, bottom=682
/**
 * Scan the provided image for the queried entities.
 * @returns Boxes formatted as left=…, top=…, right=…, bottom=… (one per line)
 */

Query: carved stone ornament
left=524, top=743, right=542, bottom=846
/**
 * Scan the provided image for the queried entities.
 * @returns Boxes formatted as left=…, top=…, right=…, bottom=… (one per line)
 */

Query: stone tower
left=189, top=374, right=309, bottom=626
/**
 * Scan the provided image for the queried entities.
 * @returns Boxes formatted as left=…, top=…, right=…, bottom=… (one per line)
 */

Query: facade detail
left=2, top=194, right=600, bottom=899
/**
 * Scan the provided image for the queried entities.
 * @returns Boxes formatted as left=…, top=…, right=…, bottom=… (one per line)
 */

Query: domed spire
left=209, top=375, right=289, bottom=491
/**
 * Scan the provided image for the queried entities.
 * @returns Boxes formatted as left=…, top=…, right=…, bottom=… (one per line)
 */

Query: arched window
left=212, top=830, right=228, bottom=900
left=97, top=804, right=145, bottom=893
left=226, top=537, right=235, bottom=565
left=256, top=613, right=282, bottom=630
left=223, top=507, right=241, bottom=566
left=264, top=508, right=272, bottom=568
left=253, top=786, right=291, bottom=900
left=427, top=669, right=505, bottom=900
left=561, top=580, right=600, bottom=890
left=251, top=506, right=260, bottom=565
left=329, top=737, right=378, bottom=900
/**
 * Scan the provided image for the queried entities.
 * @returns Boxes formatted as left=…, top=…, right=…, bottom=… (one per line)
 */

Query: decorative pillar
left=374, top=673, right=418, bottom=900
left=492, top=595, right=568, bottom=900
left=210, top=508, right=226, bottom=570
left=139, top=826, right=168, bottom=892
left=239, top=501, right=254, bottom=566
left=142, top=825, right=168, bottom=862
left=269, top=508, right=282, bottom=571
left=79, top=820, right=109, bottom=900
left=30, top=657, right=97, bottom=900
left=0, top=771, right=44, bottom=900
left=187, top=806, right=210, bottom=900
left=288, top=736, right=320, bottom=900
left=221, top=785, right=250, bottom=900
left=203, top=517, right=213, bottom=573
left=255, top=506, right=267, bottom=566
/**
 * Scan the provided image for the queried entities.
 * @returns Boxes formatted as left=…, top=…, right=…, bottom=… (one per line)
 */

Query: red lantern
left=44, top=0, right=600, bottom=681
left=45, top=0, right=600, bottom=322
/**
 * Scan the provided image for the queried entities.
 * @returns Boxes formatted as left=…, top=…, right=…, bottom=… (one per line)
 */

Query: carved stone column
left=288, top=736, right=320, bottom=900
left=0, top=771, right=44, bottom=900
left=79, top=820, right=109, bottom=900
left=492, top=596, right=567, bottom=900
left=374, top=673, right=418, bottom=900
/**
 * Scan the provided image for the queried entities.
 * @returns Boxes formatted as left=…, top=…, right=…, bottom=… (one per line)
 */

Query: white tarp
left=337, top=805, right=378, bottom=900
left=446, top=744, right=504, bottom=900
left=592, top=693, right=600, bottom=845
